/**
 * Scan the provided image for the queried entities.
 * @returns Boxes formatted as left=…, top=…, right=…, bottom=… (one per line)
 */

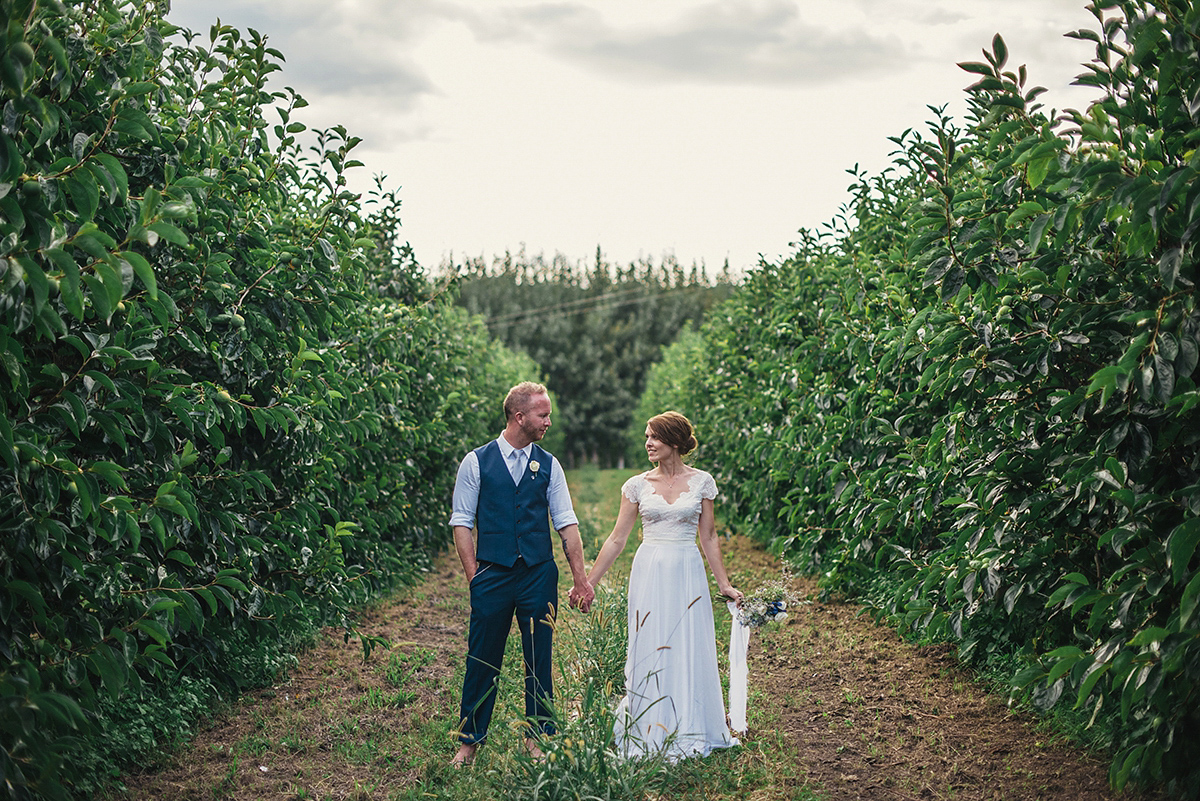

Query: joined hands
left=568, top=581, right=595, bottom=613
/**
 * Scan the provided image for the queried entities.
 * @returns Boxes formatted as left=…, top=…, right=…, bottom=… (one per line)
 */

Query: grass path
left=117, top=468, right=1151, bottom=801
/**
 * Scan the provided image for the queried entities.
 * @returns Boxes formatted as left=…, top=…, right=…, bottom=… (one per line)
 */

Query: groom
left=449, top=382, right=594, bottom=766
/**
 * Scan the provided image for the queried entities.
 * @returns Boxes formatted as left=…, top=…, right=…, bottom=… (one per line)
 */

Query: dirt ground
left=117, top=555, right=476, bottom=800
left=762, top=579, right=1113, bottom=801
left=120, top=536, right=1154, bottom=801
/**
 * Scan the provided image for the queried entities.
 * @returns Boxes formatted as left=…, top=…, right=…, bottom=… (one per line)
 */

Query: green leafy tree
left=0, top=1, right=533, bottom=797
left=684, top=2, right=1200, bottom=794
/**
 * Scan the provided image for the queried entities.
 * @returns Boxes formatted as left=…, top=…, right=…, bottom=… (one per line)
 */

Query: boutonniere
left=529, top=460, right=540, bottom=476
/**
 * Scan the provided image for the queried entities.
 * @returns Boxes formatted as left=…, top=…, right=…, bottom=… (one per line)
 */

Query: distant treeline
left=444, top=248, right=736, bottom=467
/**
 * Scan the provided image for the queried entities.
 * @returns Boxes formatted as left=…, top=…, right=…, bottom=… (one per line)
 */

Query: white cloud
left=164, top=0, right=1107, bottom=273
left=453, top=1, right=909, bottom=85
left=169, top=0, right=464, bottom=107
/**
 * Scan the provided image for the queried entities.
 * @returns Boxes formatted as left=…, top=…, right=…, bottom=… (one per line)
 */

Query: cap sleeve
left=621, top=473, right=644, bottom=504
left=697, top=470, right=718, bottom=500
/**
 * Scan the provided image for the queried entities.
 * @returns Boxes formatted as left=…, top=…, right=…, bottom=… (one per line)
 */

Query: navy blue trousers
left=458, top=558, right=558, bottom=744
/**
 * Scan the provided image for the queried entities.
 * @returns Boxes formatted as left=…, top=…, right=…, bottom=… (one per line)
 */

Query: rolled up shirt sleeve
left=448, top=451, right=480, bottom=529
left=547, top=455, right=579, bottom=531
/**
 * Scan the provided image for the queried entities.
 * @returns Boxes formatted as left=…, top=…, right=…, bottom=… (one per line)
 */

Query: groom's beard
left=522, top=420, right=546, bottom=442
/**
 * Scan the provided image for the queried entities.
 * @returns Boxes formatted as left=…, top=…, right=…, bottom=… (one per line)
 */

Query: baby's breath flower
left=736, top=568, right=802, bottom=628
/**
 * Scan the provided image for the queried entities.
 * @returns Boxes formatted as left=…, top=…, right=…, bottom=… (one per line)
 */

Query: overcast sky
left=166, top=0, right=1104, bottom=275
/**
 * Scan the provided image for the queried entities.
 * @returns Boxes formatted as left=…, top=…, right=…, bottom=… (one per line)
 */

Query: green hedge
left=688, top=1, right=1199, bottom=794
left=0, top=1, right=531, bottom=797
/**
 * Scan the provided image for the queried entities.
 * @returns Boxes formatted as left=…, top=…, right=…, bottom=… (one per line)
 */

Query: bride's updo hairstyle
left=647, top=411, right=698, bottom=458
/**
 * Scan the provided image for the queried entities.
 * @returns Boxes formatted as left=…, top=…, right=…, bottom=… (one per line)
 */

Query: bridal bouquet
left=727, top=569, right=802, bottom=734
left=735, top=570, right=801, bottom=628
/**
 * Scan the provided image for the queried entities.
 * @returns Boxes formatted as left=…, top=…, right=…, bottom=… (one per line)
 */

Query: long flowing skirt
left=614, top=539, right=737, bottom=760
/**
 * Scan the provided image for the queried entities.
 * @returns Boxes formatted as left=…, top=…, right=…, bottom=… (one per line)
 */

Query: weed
left=279, top=732, right=310, bottom=754
left=237, top=733, right=272, bottom=756
left=385, top=647, right=437, bottom=688
left=336, top=738, right=380, bottom=764
left=213, top=756, right=239, bottom=799
left=362, top=685, right=417, bottom=709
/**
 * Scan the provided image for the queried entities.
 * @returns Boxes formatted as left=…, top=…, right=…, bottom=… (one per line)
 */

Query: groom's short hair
left=504, top=381, right=549, bottom=421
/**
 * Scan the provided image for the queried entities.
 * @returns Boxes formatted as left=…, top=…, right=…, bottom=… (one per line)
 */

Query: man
left=448, top=381, right=594, bottom=767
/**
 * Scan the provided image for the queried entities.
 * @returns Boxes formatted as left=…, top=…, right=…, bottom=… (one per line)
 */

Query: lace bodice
left=622, top=470, right=718, bottom=542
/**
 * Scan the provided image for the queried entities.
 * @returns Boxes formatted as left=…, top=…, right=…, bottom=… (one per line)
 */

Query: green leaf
left=991, top=33, right=1008, bottom=69
left=215, top=575, right=249, bottom=593
left=118, top=251, right=157, bottom=300
left=145, top=599, right=182, bottom=615
left=1166, top=518, right=1200, bottom=584
left=146, top=221, right=188, bottom=246
left=1029, top=213, right=1052, bottom=254
left=1028, top=156, right=1053, bottom=190
left=87, top=460, right=127, bottom=491
left=64, top=168, right=100, bottom=221
left=113, top=106, right=157, bottom=142
left=165, top=549, right=195, bottom=567
left=154, top=494, right=188, bottom=517
left=45, top=248, right=84, bottom=320
left=1127, top=626, right=1171, bottom=646
left=1104, top=457, right=1126, bottom=486
left=193, top=587, right=218, bottom=615
left=1046, top=646, right=1084, bottom=683
left=94, top=259, right=125, bottom=311
left=6, top=579, right=48, bottom=616
left=89, top=643, right=127, bottom=700
left=18, top=256, right=49, bottom=314
left=134, top=618, right=170, bottom=646
left=1153, top=353, right=1175, bottom=403
left=124, top=81, right=159, bottom=95
left=0, top=413, right=12, bottom=469
left=958, top=61, right=995, bottom=77
left=1159, top=247, right=1182, bottom=289
left=36, top=691, right=88, bottom=731
left=73, top=472, right=94, bottom=517
left=140, top=645, right=177, bottom=669
left=92, top=152, right=129, bottom=203
left=1076, top=660, right=1111, bottom=709
left=1181, top=573, right=1200, bottom=628
left=1007, top=201, right=1046, bottom=227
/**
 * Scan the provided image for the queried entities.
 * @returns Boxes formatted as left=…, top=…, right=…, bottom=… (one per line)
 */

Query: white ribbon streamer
left=727, top=601, right=749, bottom=733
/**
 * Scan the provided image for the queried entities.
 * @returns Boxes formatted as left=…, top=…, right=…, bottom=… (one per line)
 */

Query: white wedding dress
left=613, top=470, right=738, bottom=760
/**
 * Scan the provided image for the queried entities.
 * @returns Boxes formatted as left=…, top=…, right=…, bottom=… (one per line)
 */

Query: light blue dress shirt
left=449, top=436, right=579, bottom=531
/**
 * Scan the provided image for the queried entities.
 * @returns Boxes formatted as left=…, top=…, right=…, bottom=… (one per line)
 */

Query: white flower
left=529, top=460, right=540, bottom=474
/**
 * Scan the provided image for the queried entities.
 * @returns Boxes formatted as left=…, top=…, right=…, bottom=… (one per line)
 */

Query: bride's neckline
left=644, top=469, right=698, bottom=506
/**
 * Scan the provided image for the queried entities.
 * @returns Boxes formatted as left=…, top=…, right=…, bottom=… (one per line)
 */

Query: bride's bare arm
left=586, top=495, right=639, bottom=587
left=697, top=498, right=742, bottom=604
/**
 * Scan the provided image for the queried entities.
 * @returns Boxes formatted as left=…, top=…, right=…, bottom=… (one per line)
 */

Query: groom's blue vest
left=474, top=440, right=554, bottom=567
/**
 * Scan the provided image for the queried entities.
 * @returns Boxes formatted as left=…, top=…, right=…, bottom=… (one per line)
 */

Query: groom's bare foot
left=524, top=738, right=545, bottom=761
left=450, top=743, right=477, bottom=767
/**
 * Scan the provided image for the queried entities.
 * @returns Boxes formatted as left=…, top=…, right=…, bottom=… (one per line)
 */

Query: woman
left=586, top=411, right=743, bottom=760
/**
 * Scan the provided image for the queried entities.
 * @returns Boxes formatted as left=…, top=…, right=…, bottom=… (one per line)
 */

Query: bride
left=583, top=411, right=743, bottom=760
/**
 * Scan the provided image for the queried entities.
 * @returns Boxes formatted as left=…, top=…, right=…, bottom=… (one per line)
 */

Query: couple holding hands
left=448, top=382, right=743, bottom=767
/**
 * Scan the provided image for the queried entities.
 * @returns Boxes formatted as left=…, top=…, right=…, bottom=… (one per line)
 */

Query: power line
left=486, top=286, right=647, bottom=325
left=484, top=284, right=706, bottom=327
